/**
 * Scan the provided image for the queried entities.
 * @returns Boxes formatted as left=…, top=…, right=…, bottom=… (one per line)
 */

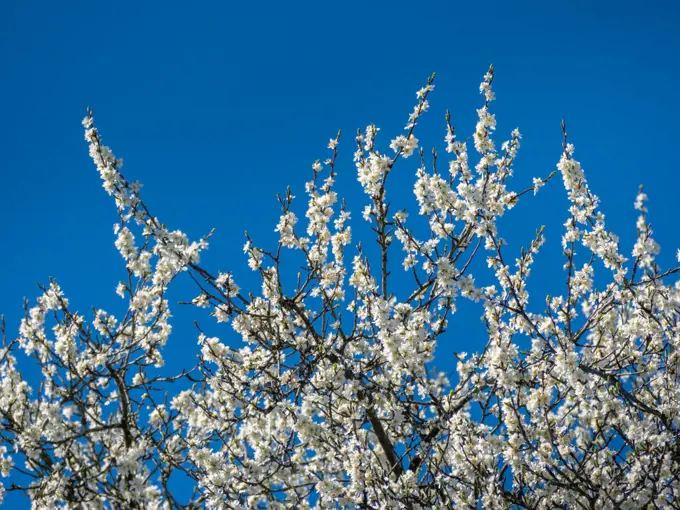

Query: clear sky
left=2, top=0, right=680, bottom=506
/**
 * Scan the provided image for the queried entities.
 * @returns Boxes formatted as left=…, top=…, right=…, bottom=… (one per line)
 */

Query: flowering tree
left=2, top=66, right=680, bottom=509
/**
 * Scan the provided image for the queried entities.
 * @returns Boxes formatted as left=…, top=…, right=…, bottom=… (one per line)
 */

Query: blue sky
left=2, top=0, right=680, bottom=506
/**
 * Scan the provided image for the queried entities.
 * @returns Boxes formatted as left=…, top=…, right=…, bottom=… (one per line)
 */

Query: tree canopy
left=2, top=67, right=680, bottom=509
